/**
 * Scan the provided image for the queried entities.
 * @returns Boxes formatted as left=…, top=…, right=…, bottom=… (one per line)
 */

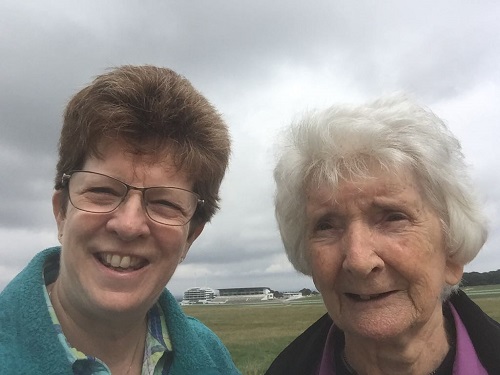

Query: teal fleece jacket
left=0, top=247, right=241, bottom=375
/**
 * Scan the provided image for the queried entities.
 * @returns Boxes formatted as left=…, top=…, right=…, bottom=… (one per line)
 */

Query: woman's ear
left=181, top=222, right=206, bottom=260
left=52, top=190, right=66, bottom=240
left=445, top=258, right=464, bottom=286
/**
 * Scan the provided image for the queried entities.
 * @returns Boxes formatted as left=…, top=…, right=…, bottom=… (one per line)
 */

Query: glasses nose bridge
left=121, top=183, right=148, bottom=206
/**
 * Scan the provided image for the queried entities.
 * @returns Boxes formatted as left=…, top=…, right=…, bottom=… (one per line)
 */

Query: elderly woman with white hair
left=266, top=94, right=500, bottom=375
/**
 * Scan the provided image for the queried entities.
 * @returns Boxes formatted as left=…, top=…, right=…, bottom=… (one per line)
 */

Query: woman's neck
left=48, top=282, right=148, bottom=374
left=343, top=309, right=452, bottom=375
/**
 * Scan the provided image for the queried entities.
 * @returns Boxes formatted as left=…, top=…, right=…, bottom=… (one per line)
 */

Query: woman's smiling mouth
left=96, top=253, right=148, bottom=271
left=345, top=291, right=395, bottom=301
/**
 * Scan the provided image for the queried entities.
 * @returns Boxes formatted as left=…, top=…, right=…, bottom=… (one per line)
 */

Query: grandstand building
left=213, top=287, right=274, bottom=303
left=218, top=287, right=273, bottom=299
left=182, top=287, right=216, bottom=303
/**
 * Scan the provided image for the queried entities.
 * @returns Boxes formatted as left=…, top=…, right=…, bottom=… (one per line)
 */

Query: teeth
left=111, top=255, right=121, bottom=267
left=101, top=253, right=142, bottom=269
left=120, top=256, right=131, bottom=268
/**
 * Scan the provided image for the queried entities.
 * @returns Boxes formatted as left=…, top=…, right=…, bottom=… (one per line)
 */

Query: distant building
left=218, top=287, right=274, bottom=300
left=182, top=287, right=216, bottom=303
left=283, top=292, right=303, bottom=300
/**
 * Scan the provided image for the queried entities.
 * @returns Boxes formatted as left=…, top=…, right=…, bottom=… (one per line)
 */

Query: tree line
left=461, top=269, right=500, bottom=287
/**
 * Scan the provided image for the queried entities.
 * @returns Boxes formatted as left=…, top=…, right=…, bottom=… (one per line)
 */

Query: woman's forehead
left=86, top=141, right=190, bottom=178
left=308, top=163, right=416, bottom=193
left=305, top=167, right=424, bottom=209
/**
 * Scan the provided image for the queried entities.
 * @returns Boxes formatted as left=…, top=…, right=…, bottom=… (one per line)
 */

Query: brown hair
left=55, top=65, right=230, bottom=224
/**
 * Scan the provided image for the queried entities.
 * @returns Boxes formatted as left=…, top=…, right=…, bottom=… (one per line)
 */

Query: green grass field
left=182, top=285, right=500, bottom=375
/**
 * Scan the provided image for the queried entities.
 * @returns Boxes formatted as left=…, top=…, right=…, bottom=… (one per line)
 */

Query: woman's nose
left=341, top=222, right=384, bottom=277
left=106, top=191, right=150, bottom=240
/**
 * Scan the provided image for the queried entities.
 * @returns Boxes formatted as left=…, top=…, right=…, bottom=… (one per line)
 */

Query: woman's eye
left=387, top=212, right=406, bottom=221
left=316, top=222, right=334, bottom=231
left=314, top=218, right=343, bottom=233
left=87, top=186, right=120, bottom=196
left=385, top=212, right=408, bottom=222
left=310, top=219, right=343, bottom=240
left=151, top=199, right=183, bottom=211
left=155, top=200, right=176, bottom=207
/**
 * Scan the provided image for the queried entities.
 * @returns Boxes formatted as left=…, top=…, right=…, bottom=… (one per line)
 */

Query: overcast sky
left=1, top=1, right=499, bottom=297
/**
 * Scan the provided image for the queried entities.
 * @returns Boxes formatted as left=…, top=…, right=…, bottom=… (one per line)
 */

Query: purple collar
left=317, top=323, right=335, bottom=375
left=317, top=303, right=488, bottom=375
left=448, top=303, right=488, bottom=374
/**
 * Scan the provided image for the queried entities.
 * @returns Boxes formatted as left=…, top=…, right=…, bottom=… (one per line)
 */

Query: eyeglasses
left=61, top=170, right=204, bottom=226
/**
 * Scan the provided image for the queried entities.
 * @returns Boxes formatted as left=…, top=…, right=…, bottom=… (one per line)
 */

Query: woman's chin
left=345, top=323, right=409, bottom=342
left=82, top=290, right=151, bottom=318
left=339, top=311, right=414, bottom=342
